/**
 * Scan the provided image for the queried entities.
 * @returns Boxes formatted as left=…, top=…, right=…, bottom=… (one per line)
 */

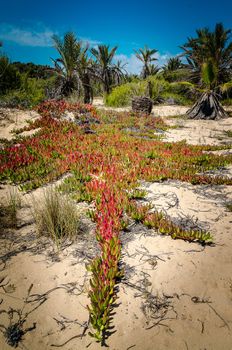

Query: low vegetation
left=105, top=76, right=193, bottom=107
left=1, top=23, right=232, bottom=109
left=225, top=201, right=232, bottom=211
left=1, top=21, right=232, bottom=346
left=1, top=100, right=231, bottom=341
left=0, top=189, right=21, bottom=229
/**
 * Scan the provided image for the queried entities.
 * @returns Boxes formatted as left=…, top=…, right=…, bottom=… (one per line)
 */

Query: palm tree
left=181, top=23, right=232, bottom=119
left=134, top=46, right=158, bottom=79
left=51, top=32, right=82, bottom=97
left=114, top=60, right=127, bottom=85
left=181, top=23, right=232, bottom=88
left=90, top=45, right=121, bottom=94
left=186, top=59, right=228, bottom=119
left=78, top=47, right=94, bottom=103
left=148, top=64, right=160, bottom=76
left=162, top=57, right=189, bottom=82
left=163, top=57, right=183, bottom=72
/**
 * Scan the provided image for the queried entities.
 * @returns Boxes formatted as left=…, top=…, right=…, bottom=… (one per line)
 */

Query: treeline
left=0, top=22, right=232, bottom=108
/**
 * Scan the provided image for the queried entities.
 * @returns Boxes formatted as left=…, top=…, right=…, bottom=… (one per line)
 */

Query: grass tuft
left=225, top=201, right=232, bottom=212
left=0, top=189, right=21, bottom=229
left=33, top=188, right=80, bottom=246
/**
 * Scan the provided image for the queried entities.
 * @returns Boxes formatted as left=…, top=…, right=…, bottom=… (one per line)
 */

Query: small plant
left=146, top=150, right=160, bottom=159
left=224, top=130, right=232, bottom=138
left=143, top=210, right=213, bottom=244
left=127, top=202, right=152, bottom=223
left=128, top=188, right=147, bottom=199
left=120, top=217, right=130, bottom=231
left=58, top=174, right=93, bottom=203
left=33, top=188, right=80, bottom=246
left=87, top=208, right=97, bottom=221
left=0, top=189, right=21, bottom=229
left=225, top=201, right=232, bottom=212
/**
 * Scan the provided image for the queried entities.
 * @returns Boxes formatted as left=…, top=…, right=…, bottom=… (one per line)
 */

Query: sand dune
left=0, top=106, right=232, bottom=350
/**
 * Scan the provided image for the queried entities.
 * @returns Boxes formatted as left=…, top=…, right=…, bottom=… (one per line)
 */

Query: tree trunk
left=146, top=81, right=153, bottom=99
left=82, top=74, right=93, bottom=104
left=186, top=91, right=228, bottom=120
left=132, top=96, right=153, bottom=114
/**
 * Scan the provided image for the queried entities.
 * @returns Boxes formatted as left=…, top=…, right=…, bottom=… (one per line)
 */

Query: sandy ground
left=93, top=97, right=232, bottom=118
left=0, top=106, right=232, bottom=349
left=0, top=108, right=40, bottom=142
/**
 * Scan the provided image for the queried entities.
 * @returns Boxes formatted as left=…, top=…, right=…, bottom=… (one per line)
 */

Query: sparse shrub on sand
left=105, top=81, right=144, bottom=107
left=224, top=130, right=232, bottom=138
left=0, top=189, right=21, bottom=229
left=225, top=201, right=232, bottom=211
left=32, top=188, right=80, bottom=246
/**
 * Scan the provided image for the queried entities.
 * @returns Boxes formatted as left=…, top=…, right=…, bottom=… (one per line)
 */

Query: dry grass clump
left=33, top=188, right=80, bottom=246
left=0, top=189, right=21, bottom=229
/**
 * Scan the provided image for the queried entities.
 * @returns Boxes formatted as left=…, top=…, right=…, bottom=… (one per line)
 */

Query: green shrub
left=163, top=68, right=191, bottom=82
left=0, top=56, right=21, bottom=94
left=0, top=75, right=55, bottom=108
left=222, top=98, right=232, bottom=106
left=225, top=201, right=232, bottom=211
left=169, top=81, right=195, bottom=94
left=148, top=76, right=169, bottom=101
left=160, top=92, right=192, bottom=105
left=105, top=83, right=134, bottom=106
left=105, top=76, right=168, bottom=107
left=105, top=75, right=195, bottom=107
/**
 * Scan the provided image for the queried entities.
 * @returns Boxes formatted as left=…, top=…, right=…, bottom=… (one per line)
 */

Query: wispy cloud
left=114, top=53, right=143, bottom=74
left=154, top=52, right=174, bottom=67
left=80, top=37, right=101, bottom=47
left=114, top=52, right=175, bottom=75
left=0, top=23, right=55, bottom=47
left=0, top=23, right=101, bottom=48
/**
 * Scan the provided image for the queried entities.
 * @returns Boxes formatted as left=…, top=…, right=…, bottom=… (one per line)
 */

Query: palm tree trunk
left=103, top=75, right=110, bottom=95
left=82, top=74, right=93, bottom=104
left=186, top=92, right=228, bottom=120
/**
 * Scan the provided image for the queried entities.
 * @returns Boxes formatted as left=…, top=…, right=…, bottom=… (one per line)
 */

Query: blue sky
left=1, top=0, right=232, bottom=73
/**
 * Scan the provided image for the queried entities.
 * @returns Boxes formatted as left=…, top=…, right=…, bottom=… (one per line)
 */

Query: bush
left=33, top=188, right=80, bottom=247
left=160, top=91, right=192, bottom=105
left=105, top=76, right=168, bottom=107
left=222, top=98, right=232, bottom=106
left=169, top=81, right=195, bottom=94
left=148, top=76, right=169, bottom=101
left=0, top=56, right=21, bottom=94
left=0, top=75, right=55, bottom=108
left=105, top=83, right=134, bottom=107
left=163, top=68, right=191, bottom=82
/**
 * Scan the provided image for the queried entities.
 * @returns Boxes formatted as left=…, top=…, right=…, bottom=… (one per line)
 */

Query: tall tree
left=181, top=23, right=232, bottom=88
left=52, top=32, right=82, bottom=97
left=163, top=57, right=184, bottom=72
left=162, top=57, right=189, bottom=82
left=181, top=23, right=232, bottom=119
left=134, top=46, right=158, bottom=79
left=78, top=47, right=94, bottom=103
left=90, top=45, right=122, bottom=94
left=148, top=64, right=160, bottom=76
left=114, top=60, right=127, bottom=85
left=186, top=59, right=228, bottom=119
